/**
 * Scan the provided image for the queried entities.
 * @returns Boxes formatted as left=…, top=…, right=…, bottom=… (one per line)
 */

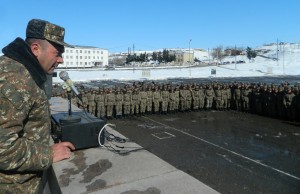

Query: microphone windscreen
left=59, top=71, right=69, bottom=81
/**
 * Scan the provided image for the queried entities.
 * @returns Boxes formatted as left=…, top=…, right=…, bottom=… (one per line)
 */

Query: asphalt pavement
left=108, top=110, right=300, bottom=194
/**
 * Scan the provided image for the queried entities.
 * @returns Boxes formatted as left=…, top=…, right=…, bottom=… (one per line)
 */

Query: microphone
left=59, top=71, right=82, bottom=101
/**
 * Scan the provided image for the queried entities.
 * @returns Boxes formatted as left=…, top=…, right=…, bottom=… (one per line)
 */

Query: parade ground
left=108, top=110, right=300, bottom=194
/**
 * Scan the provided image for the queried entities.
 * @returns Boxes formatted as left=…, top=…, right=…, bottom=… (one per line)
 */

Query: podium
left=50, top=97, right=105, bottom=150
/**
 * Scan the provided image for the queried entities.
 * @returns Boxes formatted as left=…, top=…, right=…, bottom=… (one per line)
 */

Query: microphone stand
left=67, top=90, right=73, bottom=116
left=59, top=84, right=81, bottom=125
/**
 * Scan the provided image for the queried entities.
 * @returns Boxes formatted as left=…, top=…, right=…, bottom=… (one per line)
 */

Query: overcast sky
left=1, top=0, right=300, bottom=53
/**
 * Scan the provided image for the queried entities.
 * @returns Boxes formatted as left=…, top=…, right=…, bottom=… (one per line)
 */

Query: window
left=80, top=50, right=82, bottom=53
left=70, top=50, right=73, bottom=53
left=80, top=56, right=82, bottom=59
left=66, top=49, right=69, bottom=53
left=70, top=56, right=73, bottom=59
left=101, top=51, right=103, bottom=54
left=85, top=56, right=87, bottom=59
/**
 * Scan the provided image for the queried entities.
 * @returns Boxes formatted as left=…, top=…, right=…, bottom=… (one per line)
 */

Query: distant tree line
left=211, top=46, right=257, bottom=63
left=126, top=49, right=176, bottom=63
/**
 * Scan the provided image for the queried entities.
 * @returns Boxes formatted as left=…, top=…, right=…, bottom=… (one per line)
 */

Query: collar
left=2, top=37, right=47, bottom=87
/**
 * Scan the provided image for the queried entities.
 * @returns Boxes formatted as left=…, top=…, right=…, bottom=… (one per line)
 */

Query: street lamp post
left=189, top=39, right=192, bottom=64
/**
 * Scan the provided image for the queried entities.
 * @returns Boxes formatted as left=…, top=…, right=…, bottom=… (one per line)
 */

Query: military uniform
left=131, top=89, right=140, bottom=115
left=123, top=89, right=132, bottom=117
left=191, top=87, right=200, bottom=110
left=87, top=90, right=96, bottom=115
left=105, top=89, right=115, bottom=119
left=205, top=85, right=214, bottom=110
left=214, top=85, right=222, bottom=110
left=146, top=87, right=153, bottom=114
left=0, top=19, right=70, bottom=193
left=95, top=90, right=106, bottom=119
left=139, top=88, right=148, bottom=115
left=161, top=87, right=169, bottom=114
left=153, top=87, right=161, bottom=114
left=115, top=89, right=123, bottom=118
left=179, top=87, right=187, bottom=111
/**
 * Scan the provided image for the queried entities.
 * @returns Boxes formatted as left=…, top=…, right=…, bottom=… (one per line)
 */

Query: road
left=108, top=110, right=300, bottom=194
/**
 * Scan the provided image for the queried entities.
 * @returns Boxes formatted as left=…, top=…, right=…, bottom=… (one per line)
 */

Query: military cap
left=26, top=19, right=73, bottom=47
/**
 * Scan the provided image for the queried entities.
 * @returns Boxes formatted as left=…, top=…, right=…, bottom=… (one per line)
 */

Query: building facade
left=169, top=50, right=194, bottom=63
left=61, top=46, right=108, bottom=69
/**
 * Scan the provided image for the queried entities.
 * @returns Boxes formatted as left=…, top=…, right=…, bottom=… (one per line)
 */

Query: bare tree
left=211, top=46, right=225, bottom=63
left=109, top=56, right=126, bottom=66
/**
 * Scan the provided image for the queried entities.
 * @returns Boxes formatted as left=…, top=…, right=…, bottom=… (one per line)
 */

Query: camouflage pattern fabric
left=0, top=38, right=53, bottom=194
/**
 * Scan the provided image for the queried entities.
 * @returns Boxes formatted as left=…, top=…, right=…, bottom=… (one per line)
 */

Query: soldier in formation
left=53, top=81, right=300, bottom=122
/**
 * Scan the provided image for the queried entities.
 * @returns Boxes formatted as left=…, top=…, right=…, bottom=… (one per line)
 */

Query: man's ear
left=30, top=42, right=40, bottom=57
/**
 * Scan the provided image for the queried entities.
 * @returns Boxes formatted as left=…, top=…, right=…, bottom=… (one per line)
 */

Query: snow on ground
left=53, top=43, right=300, bottom=83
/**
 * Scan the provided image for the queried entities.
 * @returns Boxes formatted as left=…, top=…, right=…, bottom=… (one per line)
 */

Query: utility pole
left=277, top=39, right=279, bottom=66
left=282, top=43, right=285, bottom=74
left=208, top=48, right=210, bottom=65
left=235, top=44, right=237, bottom=70
left=189, top=39, right=192, bottom=64
left=133, top=44, right=135, bottom=54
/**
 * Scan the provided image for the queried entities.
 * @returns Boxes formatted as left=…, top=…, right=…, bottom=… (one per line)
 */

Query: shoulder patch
left=1, top=83, right=24, bottom=110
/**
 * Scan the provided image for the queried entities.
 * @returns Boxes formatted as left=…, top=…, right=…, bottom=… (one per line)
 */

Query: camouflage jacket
left=0, top=38, right=53, bottom=193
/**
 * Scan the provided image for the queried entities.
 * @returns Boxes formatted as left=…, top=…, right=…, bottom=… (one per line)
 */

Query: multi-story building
left=169, top=50, right=194, bottom=63
left=61, top=46, right=108, bottom=69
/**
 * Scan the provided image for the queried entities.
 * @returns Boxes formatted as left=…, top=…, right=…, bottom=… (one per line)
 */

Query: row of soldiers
left=52, top=81, right=300, bottom=122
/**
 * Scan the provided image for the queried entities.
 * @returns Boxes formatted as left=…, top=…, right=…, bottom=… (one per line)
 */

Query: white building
left=61, top=46, right=108, bottom=69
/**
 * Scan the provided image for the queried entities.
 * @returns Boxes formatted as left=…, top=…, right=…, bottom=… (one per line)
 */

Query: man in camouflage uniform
left=153, top=86, right=161, bottom=114
left=115, top=87, right=123, bottom=118
left=146, top=86, right=153, bottom=114
left=81, top=90, right=89, bottom=110
left=123, top=88, right=132, bottom=117
left=139, top=86, right=148, bottom=116
left=214, top=85, right=222, bottom=110
left=185, top=85, right=192, bottom=111
left=205, top=85, right=214, bottom=110
left=87, top=89, right=96, bottom=115
left=174, top=86, right=180, bottom=112
left=198, top=85, right=205, bottom=110
left=241, top=85, right=251, bottom=112
left=0, top=19, right=75, bottom=194
left=131, top=88, right=141, bottom=115
left=221, top=85, right=228, bottom=110
left=191, top=86, right=200, bottom=110
left=105, top=88, right=115, bottom=119
left=161, top=85, right=169, bottom=114
left=233, top=84, right=242, bottom=111
left=283, top=87, right=296, bottom=120
left=169, top=88, right=176, bottom=113
left=179, top=86, right=187, bottom=112
left=95, top=88, right=106, bottom=119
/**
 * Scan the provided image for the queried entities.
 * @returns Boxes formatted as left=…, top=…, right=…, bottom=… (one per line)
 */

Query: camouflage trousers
left=97, top=105, right=106, bottom=118
left=0, top=174, right=41, bottom=194
left=146, top=100, right=153, bottom=113
left=140, top=100, right=147, bottom=113
left=123, top=104, right=131, bottom=115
